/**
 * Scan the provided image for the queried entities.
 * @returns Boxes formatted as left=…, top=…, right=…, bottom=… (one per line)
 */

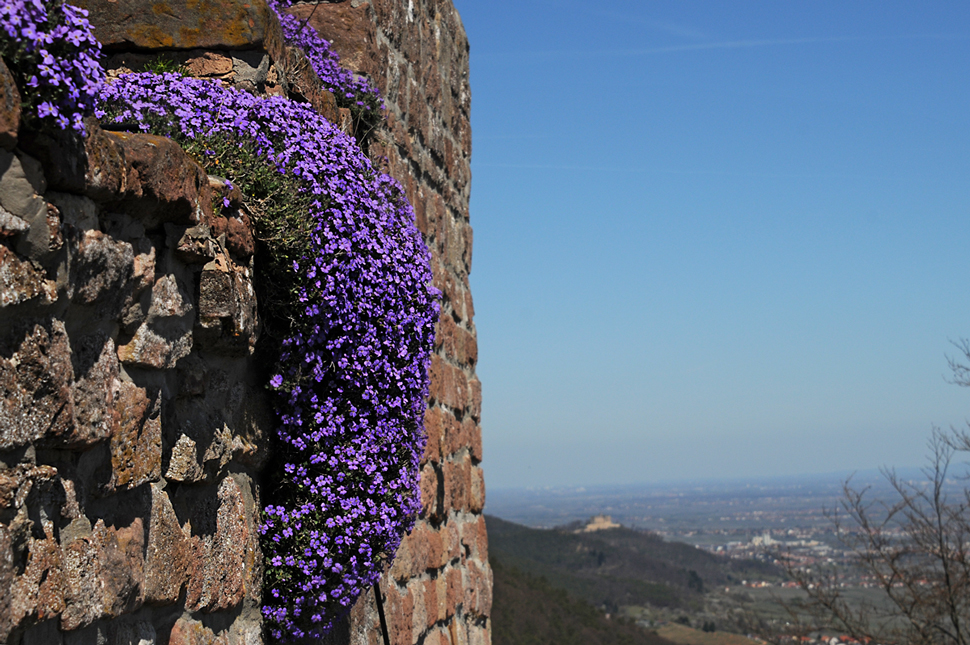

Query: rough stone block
left=0, top=321, right=76, bottom=451
left=442, top=454, right=470, bottom=513
left=0, top=245, right=56, bottom=307
left=463, top=559, right=491, bottom=618
left=0, top=150, right=51, bottom=262
left=183, top=476, right=256, bottom=613
left=67, top=334, right=121, bottom=449
left=143, top=485, right=188, bottom=605
left=106, top=132, right=212, bottom=229
left=108, top=382, right=161, bottom=491
left=71, top=229, right=135, bottom=312
left=195, top=253, right=259, bottom=356
left=458, top=515, right=488, bottom=563
left=429, top=355, right=468, bottom=412
left=419, top=462, right=438, bottom=520
left=284, top=2, right=380, bottom=79
left=117, top=273, right=194, bottom=369
left=469, top=466, right=485, bottom=514
left=92, top=518, right=145, bottom=618
left=60, top=537, right=102, bottom=630
left=75, top=0, right=285, bottom=58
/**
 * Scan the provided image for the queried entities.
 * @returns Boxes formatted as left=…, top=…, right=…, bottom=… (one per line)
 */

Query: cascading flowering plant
left=0, top=0, right=103, bottom=132
left=97, top=72, right=438, bottom=641
left=267, top=0, right=383, bottom=123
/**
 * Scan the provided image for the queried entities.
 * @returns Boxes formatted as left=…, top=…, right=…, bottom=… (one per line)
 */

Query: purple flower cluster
left=97, top=73, right=437, bottom=641
left=0, top=0, right=103, bottom=132
left=266, top=0, right=382, bottom=118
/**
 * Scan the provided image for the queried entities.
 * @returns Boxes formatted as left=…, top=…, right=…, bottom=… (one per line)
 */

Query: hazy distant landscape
left=486, top=470, right=954, bottom=644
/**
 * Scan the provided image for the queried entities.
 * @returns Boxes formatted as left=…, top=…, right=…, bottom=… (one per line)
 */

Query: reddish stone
left=384, top=582, right=413, bottom=645
left=185, top=51, right=234, bottom=77
left=207, top=211, right=255, bottom=259
left=285, top=2, right=380, bottom=79
left=422, top=407, right=443, bottom=465
left=107, top=131, right=212, bottom=229
left=60, top=537, right=102, bottom=630
left=109, top=382, right=161, bottom=491
left=442, top=453, right=471, bottom=513
left=75, top=0, right=285, bottom=58
left=0, top=59, right=19, bottom=151
left=444, top=566, right=462, bottom=620
left=464, top=417, right=482, bottom=463
left=458, top=515, right=488, bottom=563
left=0, top=321, right=76, bottom=451
left=419, top=462, right=438, bottom=520
left=93, top=518, right=145, bottom=617
left=469, top=466, right=485, bottom=514
left=168, top=616, right=220, bottom=645
left=12, top=535, right=67, bottom=628
left=428, top=355, right=469, bottom=412
left=0, top=245, right=56, bottom=307
left=143, top=485, right=188, bottom=604
left=184, top=476, right=254, bottom=612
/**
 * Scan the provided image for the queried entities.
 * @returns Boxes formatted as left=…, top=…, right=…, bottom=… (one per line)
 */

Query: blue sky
left=449, top=0, right=970, bottom=489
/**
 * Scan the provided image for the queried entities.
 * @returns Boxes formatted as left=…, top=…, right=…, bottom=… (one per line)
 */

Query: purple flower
left=0, top=0, right=103, bottom=133
left=97, top=73, right=438, bottom=641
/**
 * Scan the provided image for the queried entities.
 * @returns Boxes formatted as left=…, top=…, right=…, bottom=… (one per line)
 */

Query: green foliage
left=490, top=558, right=675, bottom=645
left=485, top=515, right=780, bottom=612
left=179, top=133, right=317, bottom=344
left=140, top=56, right=189, bottom=76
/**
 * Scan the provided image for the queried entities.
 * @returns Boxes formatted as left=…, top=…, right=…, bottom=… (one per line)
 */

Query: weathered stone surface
left=75, top=0, right=285, bottom=56
left=93, top=518, right=145, bottom=618
left=60, top=537, right=101, bottom=630
left=20, top=118, right=128, bottom=202
left=184, top=477, right=254, bottom=612
left=165, top=434, right=204, bottom=483
left=67, top=334, right=120, bottom=448
left=71, top=229, right=135, bottom=310
left=168, top=616, right=222, bottom=645
left=109, top=382, right=161, bottom=491
left=195, top=253, right=258, bottom=355
left=117, top=274, right=194, bottom=369
left=143, top=485, right=187, bottom=604
left=0, top=59, right=19, bottom=151
left=106, top=132, right=212, bottom=229
left=207, top=211, right=254, bottom=260
left=0, top=149, right=51, bottom=261
left=0, top=321, right=75, bottom=450
left=285, top=2, right=380, bottom=80
left=0, top=245, right=56, bottom=307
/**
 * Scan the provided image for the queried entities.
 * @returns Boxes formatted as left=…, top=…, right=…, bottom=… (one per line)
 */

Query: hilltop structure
left=0, top=0, right=488, bottom=643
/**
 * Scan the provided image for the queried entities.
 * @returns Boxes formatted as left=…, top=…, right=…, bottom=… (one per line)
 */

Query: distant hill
left=491, top=558, right=676, bottom=645
left=486, top=515, right=781, bottom=611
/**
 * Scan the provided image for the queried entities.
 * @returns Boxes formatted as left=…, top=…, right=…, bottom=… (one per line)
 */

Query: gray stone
left=0, top=204, right=29, bottom=237
left=0, top=245, right=57, bottom=307
left=117, top=274, right=194, bottom=369
left=0, top=150, right=51, bottom=261
left=48, top=192, right=98, bottom=232
left=71, top=229, right=135, bottom=310
left=0, top=321, right=76, bottom=450
left=165, top=434, right=204, bottom=483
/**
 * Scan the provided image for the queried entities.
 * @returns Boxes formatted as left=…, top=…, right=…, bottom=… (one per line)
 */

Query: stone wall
left=0, top=0, right=489, bottom=643
left=0, top=72, right=269, bottom=645
left=283, top=3, right=492, bottom=645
